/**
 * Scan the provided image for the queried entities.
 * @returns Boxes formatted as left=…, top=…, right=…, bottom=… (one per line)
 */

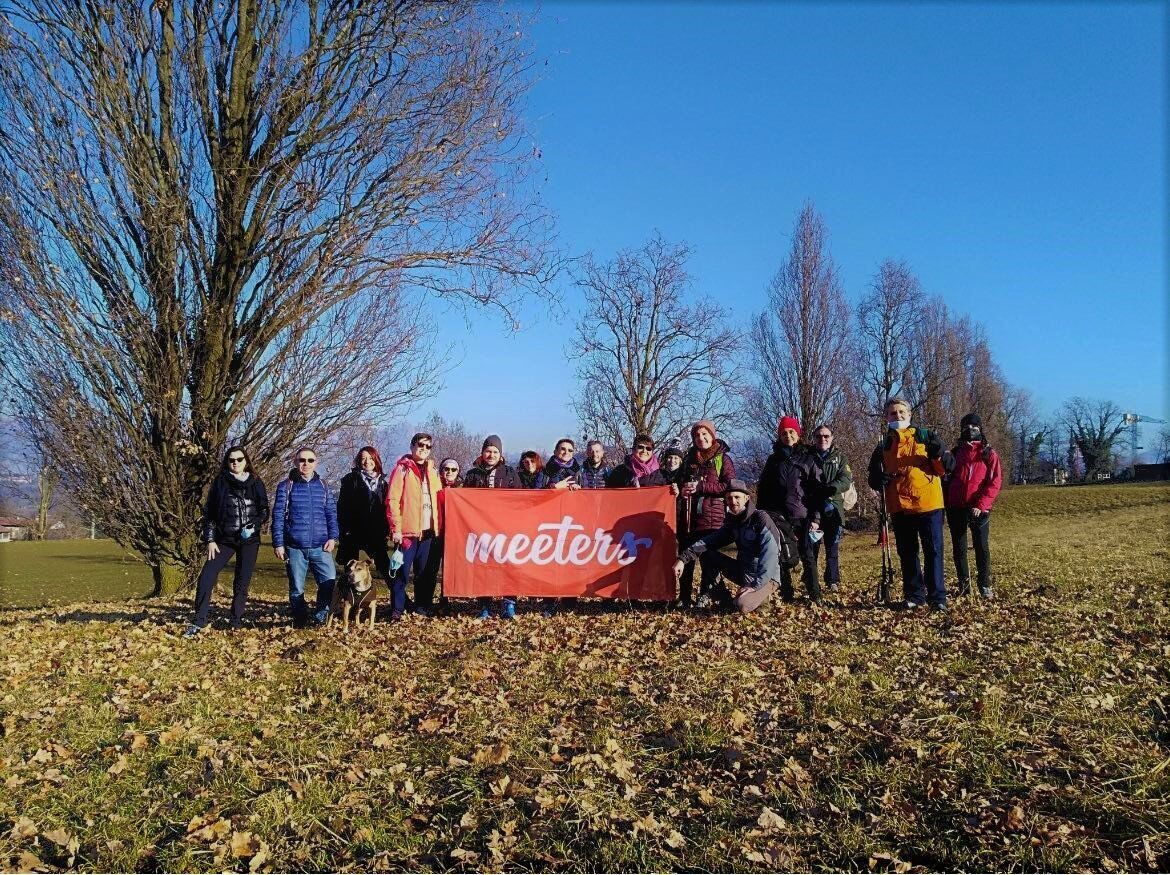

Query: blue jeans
left=285, top=546, right=336, bottom=622
left=892, top=510, right=946, bottom=606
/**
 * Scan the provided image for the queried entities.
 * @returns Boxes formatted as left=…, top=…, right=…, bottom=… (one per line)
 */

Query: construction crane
left=1123, top=412, right=1168, bottom=471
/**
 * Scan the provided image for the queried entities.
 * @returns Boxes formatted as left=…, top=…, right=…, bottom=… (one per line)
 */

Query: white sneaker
left=904, top=600, right=923, bottom=610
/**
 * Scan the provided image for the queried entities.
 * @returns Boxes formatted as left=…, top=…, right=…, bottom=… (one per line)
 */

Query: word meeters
left=466, top=515, right=654, bottom=567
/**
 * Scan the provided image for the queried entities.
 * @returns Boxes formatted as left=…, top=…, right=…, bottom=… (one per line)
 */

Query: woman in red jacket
left=945, top=413, right=1002, bottom=599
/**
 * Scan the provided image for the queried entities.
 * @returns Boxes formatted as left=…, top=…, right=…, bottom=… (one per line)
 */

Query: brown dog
left=329, top=559, right=377, bottom=631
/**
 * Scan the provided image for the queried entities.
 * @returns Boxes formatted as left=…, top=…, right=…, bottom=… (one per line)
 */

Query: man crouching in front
left=672, top=479, right=782, bottom=613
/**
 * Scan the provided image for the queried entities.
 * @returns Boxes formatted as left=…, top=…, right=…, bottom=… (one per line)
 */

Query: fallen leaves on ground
left=0, top=484, right=1168, bottom=871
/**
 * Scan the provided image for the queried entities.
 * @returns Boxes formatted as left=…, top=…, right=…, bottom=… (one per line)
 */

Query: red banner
left=442, top=487, right=677, bottom=600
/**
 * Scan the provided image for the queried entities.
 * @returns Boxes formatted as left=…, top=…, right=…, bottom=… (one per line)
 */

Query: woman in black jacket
left=335, top=446, right=391, bottom=583
left=606, top=434, right=670, bottom=488
left=184, top=446, right=270, bottom=637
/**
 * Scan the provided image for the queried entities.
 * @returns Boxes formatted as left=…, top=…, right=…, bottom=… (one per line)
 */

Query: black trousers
left=677, top=529, right=717, bottom=605
left=946, top=508, right=992, bottom=592
left=779, top=521, right=822, bottom=601
left=193, top=540, right=259, bottom=627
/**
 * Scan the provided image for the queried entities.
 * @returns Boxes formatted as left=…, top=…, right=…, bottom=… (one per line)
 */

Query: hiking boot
left=181, top=623, right=204, bottom=639
left=228, top=619, right=246, bottom=632
left=312, top=608, right=330, bottom=626
left=956, top=580, right=971, bottom=597
left=827, top=582, right=840, bottom=594
left=411, top=605, right=434, bottom=618
left=979, top=586, right=994, bottom=600
left=904, top=600, right=923, bottom=611
left=930, top=602, right=949, bottom=614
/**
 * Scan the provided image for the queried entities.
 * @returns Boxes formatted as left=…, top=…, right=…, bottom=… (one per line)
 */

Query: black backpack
left=762, top=510, right=802, bottom=570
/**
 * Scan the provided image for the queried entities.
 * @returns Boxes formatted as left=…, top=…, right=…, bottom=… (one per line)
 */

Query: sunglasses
left=228, top=456, right=246, bottom=463
left=815, top=434, right=832, bottom=440
left=442, top=466, right=458, bottom=473
left=414, top=442, right=432, bottom=450
left=296, top=457, right=316, bottom=464
left=634, top=444, right=654, bottom=451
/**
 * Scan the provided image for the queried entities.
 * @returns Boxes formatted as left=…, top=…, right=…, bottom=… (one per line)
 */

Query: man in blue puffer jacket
left=272, top=447, right=340, bottom=627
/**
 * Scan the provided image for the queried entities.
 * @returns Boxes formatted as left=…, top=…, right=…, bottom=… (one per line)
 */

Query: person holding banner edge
left=463, top=434, right=521, bottom=619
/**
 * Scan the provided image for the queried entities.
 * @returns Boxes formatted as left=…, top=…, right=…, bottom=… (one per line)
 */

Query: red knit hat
left=777, top=416, right=802, bottom=436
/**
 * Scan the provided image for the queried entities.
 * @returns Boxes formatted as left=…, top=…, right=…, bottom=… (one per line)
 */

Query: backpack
left=763, top=511, right=802, bottom=570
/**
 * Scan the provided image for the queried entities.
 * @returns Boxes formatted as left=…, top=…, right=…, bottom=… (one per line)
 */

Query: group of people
left=183, top=404, right=1001, bottom=635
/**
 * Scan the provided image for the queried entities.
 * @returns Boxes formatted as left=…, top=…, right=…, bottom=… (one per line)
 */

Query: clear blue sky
left=423, top=2, right=1167, bottom=454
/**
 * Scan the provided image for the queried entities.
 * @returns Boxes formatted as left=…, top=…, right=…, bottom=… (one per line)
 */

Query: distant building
left=0, top=517, right=33, bottom=542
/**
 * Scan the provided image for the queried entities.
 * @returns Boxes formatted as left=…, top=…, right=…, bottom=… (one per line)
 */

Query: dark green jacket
left=813, top=446, right=853, bottom=516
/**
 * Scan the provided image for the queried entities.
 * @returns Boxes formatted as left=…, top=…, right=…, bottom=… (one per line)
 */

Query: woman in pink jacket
left=945, top=413, right=1002, bottom=599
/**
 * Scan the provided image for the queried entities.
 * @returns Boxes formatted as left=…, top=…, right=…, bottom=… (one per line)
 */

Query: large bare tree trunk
left=0, top=1, right=555, bottom=591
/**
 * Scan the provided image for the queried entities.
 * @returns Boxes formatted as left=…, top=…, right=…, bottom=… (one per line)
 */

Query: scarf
left=626, top=451, right=660, bottom=483
left=360, top=469, right=380, bottom=492
left=230, top=470, right=250, bottom=483
left=544, top=456, right=581, bottom=481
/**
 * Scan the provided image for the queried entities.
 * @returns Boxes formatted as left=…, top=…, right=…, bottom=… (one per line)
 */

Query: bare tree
left=570, top=234, right=738, bottom=452
left=1061, top=398, right=1127, bottom=479
left=856, top=259, right=924, bottom=422
left=417, top=411, right=484, bottom=470
left=748, top=202, right=851, bottom=436
left=0, top=407, right=59, bottom=539
left=0, top=1, right=555, bottom=594
left=1152, top=427, right=1170, bottom=465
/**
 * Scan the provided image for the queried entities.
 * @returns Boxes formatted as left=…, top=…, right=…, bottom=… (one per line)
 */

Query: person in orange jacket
left=385, top=432, right=444, bottom=620
left=945, top=412, right=1002, bottom=599
left=867, top=397, right=954, bottom=612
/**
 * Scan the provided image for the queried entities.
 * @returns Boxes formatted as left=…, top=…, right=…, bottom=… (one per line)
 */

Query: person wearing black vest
left=335, top=446, right=392, bottom=584
left=184, top=446, right=269, bottom=637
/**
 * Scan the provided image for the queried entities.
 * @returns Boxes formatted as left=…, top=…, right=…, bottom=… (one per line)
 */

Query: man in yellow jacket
left=866, top=397, right=954, bottom=612
left=385, top=432, right=444, bottom=619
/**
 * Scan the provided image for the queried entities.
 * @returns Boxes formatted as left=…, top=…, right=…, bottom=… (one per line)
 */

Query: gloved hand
left=921, top=429, right=943, bottom=460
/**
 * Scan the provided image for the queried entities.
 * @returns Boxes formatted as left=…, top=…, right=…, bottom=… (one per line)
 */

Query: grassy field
left=1, top=483, right=1168, bottom=872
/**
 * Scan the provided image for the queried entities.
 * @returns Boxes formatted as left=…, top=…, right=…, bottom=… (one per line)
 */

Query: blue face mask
left=888, top=418, right=910, bottom=431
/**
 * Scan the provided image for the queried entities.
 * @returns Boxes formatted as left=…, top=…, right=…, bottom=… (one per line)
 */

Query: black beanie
left=960, top=413, right=982, bottom=429
left=482, top=434, right=503, bottom=454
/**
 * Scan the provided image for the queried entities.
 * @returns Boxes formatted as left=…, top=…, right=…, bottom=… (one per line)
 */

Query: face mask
left=888, top=418, right=910, bottom=431
left=962, top=426, right=982, bottom=441
left=808, top=529, right=824, bottom=544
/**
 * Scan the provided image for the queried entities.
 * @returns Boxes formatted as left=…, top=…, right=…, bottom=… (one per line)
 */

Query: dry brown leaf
left=472, top=742, right=511, bottom=765
left=42, top=828, right=71, bottom=847
left=9, top=816, right=37, bottom=840
left=107, top=754, right=129, bottom=775
left=729, top=709, right=749, bottom=730
left=757, top=807, right=788, bottom=832
left=231, top=830, right=261, bottom=858
left=665, top=829, right=686, bottom=849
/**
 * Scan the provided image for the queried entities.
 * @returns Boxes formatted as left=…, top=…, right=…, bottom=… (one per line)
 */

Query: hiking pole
left=877, top=479, right=894, bottom=605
